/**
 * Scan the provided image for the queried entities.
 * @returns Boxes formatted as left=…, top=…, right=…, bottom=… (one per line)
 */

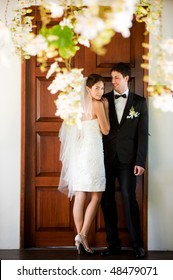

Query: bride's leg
left=80, top=192, right=102, bottom=248
left=73, top=191, right=87, bottom=234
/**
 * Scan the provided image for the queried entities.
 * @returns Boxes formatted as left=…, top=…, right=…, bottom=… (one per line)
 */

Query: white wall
left=148, top=0, right=173, bottom=250
left=0, top=0, right=173, bottom=250
left=0, top=0, right=21, bottom=249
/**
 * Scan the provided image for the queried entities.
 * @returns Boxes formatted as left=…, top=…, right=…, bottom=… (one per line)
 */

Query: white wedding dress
left=58, top=118, right=106, bottom=199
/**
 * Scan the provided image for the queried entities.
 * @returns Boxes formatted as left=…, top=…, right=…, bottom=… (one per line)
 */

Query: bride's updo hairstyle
left=81, top=73, right=105, bottom=121
left=86, top=73, right=105, bottom=88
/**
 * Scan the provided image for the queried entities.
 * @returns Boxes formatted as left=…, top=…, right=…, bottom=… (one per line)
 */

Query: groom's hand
left=134, top=165, right=144, bottom=176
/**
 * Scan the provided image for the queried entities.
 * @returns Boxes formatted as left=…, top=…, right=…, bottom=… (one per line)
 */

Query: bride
left=58, top=73, right=110, bottom=254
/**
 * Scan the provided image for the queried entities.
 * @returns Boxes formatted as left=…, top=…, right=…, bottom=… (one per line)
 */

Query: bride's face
left=87, top=81, right=104, bottom=100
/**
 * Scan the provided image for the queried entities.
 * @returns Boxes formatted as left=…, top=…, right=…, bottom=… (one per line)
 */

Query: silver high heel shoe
left=74, top=234, right=82, bottom=254
left=79, top=233, right=94, bottom=254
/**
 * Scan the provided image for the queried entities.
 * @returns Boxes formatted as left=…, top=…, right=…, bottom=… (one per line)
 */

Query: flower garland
left=135, top=0, right=173, bottom=112
left=5, top=0, right=36, bottom=58
left=20, top=0, right=137, bottom=126
left=1, top=0, right=173, bottom=124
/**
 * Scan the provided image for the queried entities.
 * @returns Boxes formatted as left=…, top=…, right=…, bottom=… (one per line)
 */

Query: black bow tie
left=114, top=94, right=127, bottom=99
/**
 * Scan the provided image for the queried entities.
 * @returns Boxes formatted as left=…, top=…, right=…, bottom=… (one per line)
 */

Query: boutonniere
left=127, top=106, right=140, bottom=119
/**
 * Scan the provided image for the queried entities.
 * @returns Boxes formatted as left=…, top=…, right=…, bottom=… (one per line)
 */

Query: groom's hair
left=111, top=62, right=131, bottom=78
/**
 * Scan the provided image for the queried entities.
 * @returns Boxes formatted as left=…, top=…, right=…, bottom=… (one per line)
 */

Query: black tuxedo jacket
left=103, top=90, right=148, bottom=168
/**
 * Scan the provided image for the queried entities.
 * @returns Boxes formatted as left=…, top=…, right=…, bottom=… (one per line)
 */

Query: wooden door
left=22, top=9, right=147, bottom=248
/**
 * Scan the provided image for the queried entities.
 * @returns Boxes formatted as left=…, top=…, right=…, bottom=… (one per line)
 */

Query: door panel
left=22, top=8, right=146, bottom=248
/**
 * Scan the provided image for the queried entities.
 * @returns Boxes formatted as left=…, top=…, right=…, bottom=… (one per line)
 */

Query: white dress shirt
left=114, top=89, right=129, bottom=123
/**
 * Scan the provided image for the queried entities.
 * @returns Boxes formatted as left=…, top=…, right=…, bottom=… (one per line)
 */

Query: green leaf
left=39, top=25, right=79, bottom=59
left=59, top=26, right=74, bottom=48
left=59, top=45, right=79, bottom=59
left=39, top=26, right=49, bottom=37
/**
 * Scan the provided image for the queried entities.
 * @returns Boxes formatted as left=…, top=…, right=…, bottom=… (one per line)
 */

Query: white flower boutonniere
left=127, top=106, right=140, bottom=119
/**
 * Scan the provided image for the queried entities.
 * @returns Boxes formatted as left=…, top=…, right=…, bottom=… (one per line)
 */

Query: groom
left=101, top=62, right=148, bottom=258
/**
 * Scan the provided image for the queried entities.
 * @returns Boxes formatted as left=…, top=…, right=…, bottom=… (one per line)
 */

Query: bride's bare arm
left=101, top=97, right=110, bottom=128
left=93, top=100, right=110, bottom=135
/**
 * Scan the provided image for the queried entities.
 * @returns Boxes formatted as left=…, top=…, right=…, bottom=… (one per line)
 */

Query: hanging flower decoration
left=152, top=92, right=173, bottom=113
left=47, top=65, right=85, bottom=127
left=20, top=0, right=137, bottom=126
left=1, top=0, right=173, bottom=123
left=135, top=0, right=173, bottom=112
left=7, top=0, right=35, bottom=58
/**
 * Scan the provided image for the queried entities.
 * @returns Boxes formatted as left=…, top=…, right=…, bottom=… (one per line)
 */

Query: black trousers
left=101, top=155, right=141, bottom=248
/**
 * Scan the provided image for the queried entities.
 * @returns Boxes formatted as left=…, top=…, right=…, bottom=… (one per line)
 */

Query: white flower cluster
left=109, top=0, right=136, bottom=38
left=74, top=11, right=105, bottom=40
left=153, top=93, right=173, bottom=113
left=160, top=39, right=173, bottom=91
left=8, top=0, right=36, bottom=57
left=24, top=34, right=48, bottom=56
left=127, top=106, right=140, bottom=119
left=19, top=0, right=136, bottom=125
left=43, top=0, right=64, bottom=18
left=161, top=39, right=173, bottom=55
left=47, top=66, right=85, bottom=127
left=55, top=91, right=84, bottom=127
left=42, top=0, right=136, bottom=47
left=74, top=0, right=136, bottom=40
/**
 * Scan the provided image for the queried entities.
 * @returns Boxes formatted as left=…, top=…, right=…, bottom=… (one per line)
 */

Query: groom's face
left=111, top=70, right=129, bottom=94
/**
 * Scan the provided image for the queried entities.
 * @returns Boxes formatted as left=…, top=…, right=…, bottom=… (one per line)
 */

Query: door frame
left=20, top=25, right=149, bottom=250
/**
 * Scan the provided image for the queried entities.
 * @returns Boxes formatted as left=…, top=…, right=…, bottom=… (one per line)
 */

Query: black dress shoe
left=101, top=246, right=121, bottom=256
left=134, top=247, right=145, bottom=258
